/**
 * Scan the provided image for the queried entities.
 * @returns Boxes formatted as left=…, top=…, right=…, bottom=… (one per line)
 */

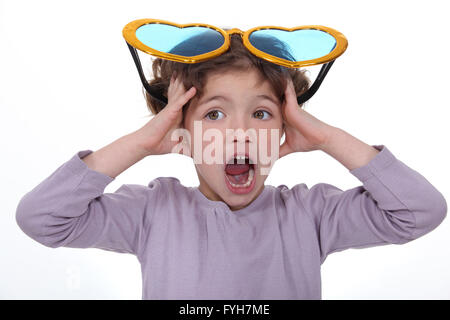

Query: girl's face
left=183, top=68, right=285, bottom=211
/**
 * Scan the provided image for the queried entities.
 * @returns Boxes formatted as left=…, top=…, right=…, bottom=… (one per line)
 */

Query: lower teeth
left=227, top=167, right=254, bottom=188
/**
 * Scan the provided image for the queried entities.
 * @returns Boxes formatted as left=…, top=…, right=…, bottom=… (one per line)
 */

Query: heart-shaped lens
left=136, top=23, right=225, bottom=57
left=249, top=28, right=337, bottom=62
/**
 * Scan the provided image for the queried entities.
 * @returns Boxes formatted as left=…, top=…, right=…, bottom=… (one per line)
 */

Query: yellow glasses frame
left=123, top=18, right=348, bottom=68
left=122, top=18, right=349, bottom=106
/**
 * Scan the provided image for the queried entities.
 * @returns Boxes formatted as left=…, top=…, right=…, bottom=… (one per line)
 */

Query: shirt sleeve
left=15, top=150, right=162, bottom=257
left=293, top=145, right=447, bottom=264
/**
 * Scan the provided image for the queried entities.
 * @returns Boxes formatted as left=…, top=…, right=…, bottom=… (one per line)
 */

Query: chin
left=225, top=179, right=263, bottom=202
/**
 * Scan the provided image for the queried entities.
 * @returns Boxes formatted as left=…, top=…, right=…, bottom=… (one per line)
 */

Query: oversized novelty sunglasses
left=122, top=18, right=348, bottom=106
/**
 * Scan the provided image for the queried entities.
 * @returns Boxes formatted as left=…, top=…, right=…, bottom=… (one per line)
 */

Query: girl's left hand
left=279, top=77, right=336, bottom=158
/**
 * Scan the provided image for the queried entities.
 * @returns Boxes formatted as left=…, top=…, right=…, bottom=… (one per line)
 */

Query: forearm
left=319, top=127, right=380, bottom=171
left=82, top=131, right=148, bottom=178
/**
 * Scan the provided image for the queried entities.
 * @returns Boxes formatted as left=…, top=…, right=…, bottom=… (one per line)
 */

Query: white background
left=1, top=0, right=449, bottom=299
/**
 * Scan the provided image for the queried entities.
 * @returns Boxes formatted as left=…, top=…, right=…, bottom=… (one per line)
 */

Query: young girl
left=16, top=31, right=447, bottom=300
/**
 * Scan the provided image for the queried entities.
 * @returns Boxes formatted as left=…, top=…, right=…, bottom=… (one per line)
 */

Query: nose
left=229, top=113, right=251, bottom=133
left=227, top=115, right=254, bottom=142
left=225, top=116, right=257, bottom=159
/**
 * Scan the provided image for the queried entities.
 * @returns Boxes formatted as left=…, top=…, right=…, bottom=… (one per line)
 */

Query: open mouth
left=224, top=155, right=256, bottom=191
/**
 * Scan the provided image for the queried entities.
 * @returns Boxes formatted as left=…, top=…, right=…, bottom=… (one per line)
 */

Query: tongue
left=225, top=164, right=250, bottom=175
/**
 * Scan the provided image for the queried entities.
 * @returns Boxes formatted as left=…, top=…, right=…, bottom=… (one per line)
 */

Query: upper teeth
left=232, top=155, right=254, bottom=164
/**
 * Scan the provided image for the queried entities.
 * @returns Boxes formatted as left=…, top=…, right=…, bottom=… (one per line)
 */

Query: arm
left=295, top=140, right=447, bottom=263
left=319, top=127, right=380, bottom=171
left=280, top=78, right=447, bottom=263
left=80, top=131, right=149, bottom=178
left=15, top=130, right=162, bottom=257
left=15, top=73, right=197, bottom=255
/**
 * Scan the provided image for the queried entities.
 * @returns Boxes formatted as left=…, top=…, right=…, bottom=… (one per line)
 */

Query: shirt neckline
left=192, top=185, right=271, bottom=216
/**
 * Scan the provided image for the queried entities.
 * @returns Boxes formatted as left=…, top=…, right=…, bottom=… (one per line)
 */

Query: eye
left=204, top=110, right=225, bottom=121
left=253, top=110, right=272, bottom=120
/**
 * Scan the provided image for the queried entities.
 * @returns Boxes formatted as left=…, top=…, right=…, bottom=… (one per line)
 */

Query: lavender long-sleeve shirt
left=16, top=145, right=447, bottom=299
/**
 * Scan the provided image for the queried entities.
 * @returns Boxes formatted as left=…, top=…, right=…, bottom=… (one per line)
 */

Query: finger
left=164, top=87, right=196, bottom=121
left=169, top=77, right=193, bottom=103
left=172, top=86, right=197, bottom=109
left=285, top=103, right=308, bottom=129
left=282, top=79, right=298, bottom=123
left=168, top=73, right=182, bottom=95
left=168, top=75, right=181, bottom=94
left=284, top=78, right=297, bottom=109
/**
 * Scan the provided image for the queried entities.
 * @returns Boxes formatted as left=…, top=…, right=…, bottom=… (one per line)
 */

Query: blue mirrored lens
left=136, top=23, right=225, bottom=57
left=249, top=29, right=337, bottom=62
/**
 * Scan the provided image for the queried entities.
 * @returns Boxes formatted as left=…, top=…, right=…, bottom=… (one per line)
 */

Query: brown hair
left=143, top=33, right=310, bottom=116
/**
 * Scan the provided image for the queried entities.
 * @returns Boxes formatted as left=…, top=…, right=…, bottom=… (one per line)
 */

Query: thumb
left=279, top=140, right=292, bottom=159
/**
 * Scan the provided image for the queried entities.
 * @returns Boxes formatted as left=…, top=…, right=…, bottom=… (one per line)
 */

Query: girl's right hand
left=134, top=73, right=197, bottom=157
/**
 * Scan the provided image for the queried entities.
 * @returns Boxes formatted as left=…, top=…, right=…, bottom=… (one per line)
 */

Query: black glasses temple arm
left=297, top=60, right=335, bottom=105
left=126, top=42, right=168, bottom=105
left=127, top=40, right=334, bottom=108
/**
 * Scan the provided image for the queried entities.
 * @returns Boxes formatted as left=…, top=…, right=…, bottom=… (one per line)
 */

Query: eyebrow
left=256, top=94, right=280, bottom=105
left=198, top=94, right=279, bottom=106
left=198, top=95, right=230, bottom=105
